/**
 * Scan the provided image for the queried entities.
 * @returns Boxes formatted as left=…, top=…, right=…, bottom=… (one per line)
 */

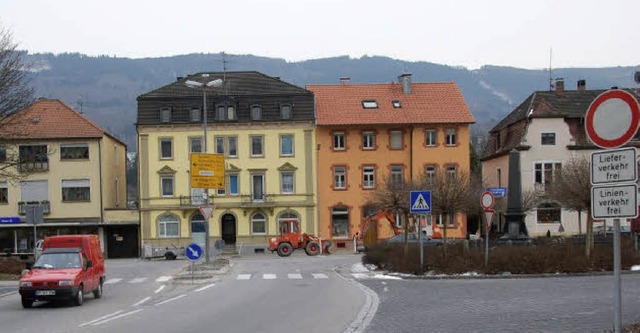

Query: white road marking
left=154, top=285, right=165, bottom=293
left=352, top=273, right=368, bottom=279
left=156, top=276, right=172, bottom=282
left=133, top=297, right=151, bottom=306
left=78, top=310, right=124, bottom=327
left=154, top=294, right=187, bottom=306
left=288, top=273, right=303, bottom=279
left=236, top=274, right=252, bottom=280
left=104, top=278, right=122, bottom=284
left=128, top=277, right=147, bottom=284
left=90, top=309, right=144, bottom=326
left=312, top=273, right=328, bottom=279
left=263, top=274, right=277, bottom=280
left=195, top=283, right=216, bottom=292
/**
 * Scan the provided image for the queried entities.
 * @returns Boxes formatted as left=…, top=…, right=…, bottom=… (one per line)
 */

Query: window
left=497, top=168, right=502, bottom=187
left=191, top=188, right=206, bottom=206
left=227, top=106, right=236, bottom=120
left=390, top=131, right=403, bottom=149
left=391, top=165, right=403, bottom=186
left=363, top=166, right=375, bottom=189
left=281, top=172, right=294, bottom=194
left=216, top=106, right=225, bottom=120
left=0, top=181, right=7, bottom=203
left=250, top=136, right=264, bottom=157
left=217, top=105, right=236, bottom=121
left=425, top=165, right=436, bottom=184
left=161, top=176, right=174, bottom=197
left=392, top=100, right=401, bottom=108
left=190, top=108, right=201, bottom=122
left=446, top=165, right=457, bottom=181
left=362, top=132, right=375, bottom=150
left=160, top=108, right=171, bottom=123
left=534, top=162, right=562, bottom=187
left=252, top=174, right=265, bottom=201
left=426, top=129, right=437, bottom=146
left=215, top=137, right=225, bottom=155
left=158, top=214, right=179, bottom=238
left=251, top=212, right=267, bottom=235
left=362, top=100, right=378, bottom=109
left=0, top=147, right=6, bottom=162
left=189, top=138, right=203, bottom=153
left=281, top=104, right=292, bottom=119
left=60, top=144, right=89, bottom=160
left=280, top=135, right=294, bottom=156
left=331, top=207, right=349, bottom=238
left=61, top=179, right=90, bottom=202
left=537, top=202, right=561, bottom=224
left=541, top=133, right=556, bottom=145
left=333, top=132, right=345, bottom=150
left=229, top=174, right=239, bottom=195
left=446, top=128, right=457, bottom=146
left=159, top=139, right=173, bottom=159
left=19, top=145, right=48, bottom=172
left=228, top=137, right=237, bottom=158
left=251, top=105, right=262, bottom=120
left=334, top=166, right=346, bottom=189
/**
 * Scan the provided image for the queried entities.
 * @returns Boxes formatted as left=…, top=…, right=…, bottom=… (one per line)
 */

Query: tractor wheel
left=305, top=242, right=320, bottom=256
left=277, top=243, right=293, bottom=257
left=323, top=240, right=334, bottom=254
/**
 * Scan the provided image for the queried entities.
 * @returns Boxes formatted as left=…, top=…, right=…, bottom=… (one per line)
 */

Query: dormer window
left=190, top=108, right=201, bottom=122
left=281, top=104, right=292, bottom=119
left=362, top=100, right=378, bottom=109
left=160, top=107, right=171, bottom=123
left=392, top=100, right=401, bottom=108
left=251, top=105, right=262, bottom=120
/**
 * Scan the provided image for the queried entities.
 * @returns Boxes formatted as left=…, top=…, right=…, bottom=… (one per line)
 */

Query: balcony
left=241, top=194, right=275, bottom=215
left=18, top=161, right=49, bottom=173
left=179, top=195, right=208, bottom=207
left=18, top=201, right=51, bottom=215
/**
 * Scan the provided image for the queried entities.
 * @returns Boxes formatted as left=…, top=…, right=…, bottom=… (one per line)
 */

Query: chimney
left=177, top=76, right=184, bottom=82
left=340, top=76, right=350, bottom=84
left=555, top=79, right=564, bottom=94
left=577, top=80, right=586, bottom=91
left=398, top=73, right=412, bottom=94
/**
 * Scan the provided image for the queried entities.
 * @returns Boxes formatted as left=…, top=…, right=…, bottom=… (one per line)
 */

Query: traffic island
left=173, top=258, right=231, bottom=284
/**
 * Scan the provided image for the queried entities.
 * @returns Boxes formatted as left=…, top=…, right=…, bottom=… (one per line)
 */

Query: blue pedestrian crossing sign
left=410, top=191, right=431, bottom=214
left=185, top=243, right=203, bottom=261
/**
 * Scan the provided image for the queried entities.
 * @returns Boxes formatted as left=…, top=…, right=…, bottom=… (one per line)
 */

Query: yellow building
left=0, top=99, right=134, bottom=258
left=137, top=72, right=316, bottom=254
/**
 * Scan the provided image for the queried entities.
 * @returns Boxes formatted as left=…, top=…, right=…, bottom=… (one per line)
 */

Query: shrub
left=363, top=237, right=640, bottom=275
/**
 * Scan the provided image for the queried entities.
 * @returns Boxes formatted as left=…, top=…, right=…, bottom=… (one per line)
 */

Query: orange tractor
left=268, top=219, right=334, bottom=257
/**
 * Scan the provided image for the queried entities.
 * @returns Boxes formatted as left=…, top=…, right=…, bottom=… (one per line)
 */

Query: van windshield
left=33, top=252, right=82, bottom=269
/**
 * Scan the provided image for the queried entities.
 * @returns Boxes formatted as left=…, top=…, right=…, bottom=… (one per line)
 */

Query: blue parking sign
left=410, top=191, right=431, bottom=214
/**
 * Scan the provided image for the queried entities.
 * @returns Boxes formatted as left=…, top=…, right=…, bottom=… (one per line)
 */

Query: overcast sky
left=1, top=0, right=638, bottom=70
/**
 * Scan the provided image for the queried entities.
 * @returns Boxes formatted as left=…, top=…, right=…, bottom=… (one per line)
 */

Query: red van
left=19, top=235, right=105, bottom=308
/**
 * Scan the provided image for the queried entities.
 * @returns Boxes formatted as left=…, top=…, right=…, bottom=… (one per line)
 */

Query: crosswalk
left=234, top=273, right=329, bottom=280
left=104, top=276, right=173, bottom=285
left=102, top=272, right=371, bottom=285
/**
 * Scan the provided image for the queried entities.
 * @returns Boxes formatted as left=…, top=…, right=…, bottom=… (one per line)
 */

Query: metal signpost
left=585, top=89, right=640, bottom=333
left=185, top=243, right=203, bottom=284
left=410, top=191, right=432, bottom=270
left=25, top=204, right=44, bottom=259
left=481, top=191, right=495, bottom=267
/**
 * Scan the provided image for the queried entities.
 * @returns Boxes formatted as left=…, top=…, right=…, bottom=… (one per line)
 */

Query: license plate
left=35, top=290, right=56, bottom=296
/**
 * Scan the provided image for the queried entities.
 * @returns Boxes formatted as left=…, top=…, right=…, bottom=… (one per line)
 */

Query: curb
left=375, top=269, right=640, bottom=280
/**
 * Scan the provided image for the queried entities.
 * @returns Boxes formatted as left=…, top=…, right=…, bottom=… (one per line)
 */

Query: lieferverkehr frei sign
left=590, top=148, right=637, bottom=185
left=591, top=184, right=638, bottom=219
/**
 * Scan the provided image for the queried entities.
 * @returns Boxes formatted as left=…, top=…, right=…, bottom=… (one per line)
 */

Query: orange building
left=307, top=74, right=475, bottom=248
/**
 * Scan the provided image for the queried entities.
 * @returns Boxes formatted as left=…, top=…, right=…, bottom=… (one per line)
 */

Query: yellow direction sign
left=190, top=153, right=225, bottom=189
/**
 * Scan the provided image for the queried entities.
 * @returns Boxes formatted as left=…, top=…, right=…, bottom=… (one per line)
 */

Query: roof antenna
left=549, top=47, right=554, bottom=91
left=221, top=51, right=228, bottom=82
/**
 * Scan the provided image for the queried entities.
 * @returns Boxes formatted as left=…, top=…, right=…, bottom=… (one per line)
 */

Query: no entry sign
left=585, top=89, right=640, bottom=149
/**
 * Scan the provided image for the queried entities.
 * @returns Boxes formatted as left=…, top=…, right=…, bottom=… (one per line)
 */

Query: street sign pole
left=485, top=216, right=489, bottom=268
left=613, top=218, right=622, bottom=332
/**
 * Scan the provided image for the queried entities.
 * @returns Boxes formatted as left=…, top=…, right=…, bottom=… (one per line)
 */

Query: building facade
left=308, top=74, right=475, bottom=248
left=481, top=81, right=639, bottom=237
left=0, top=99, right=135, bottom=258
left=136, top=71, right=316, bottom=254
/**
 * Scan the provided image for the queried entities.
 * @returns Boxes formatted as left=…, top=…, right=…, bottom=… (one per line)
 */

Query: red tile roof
left=307, top=82, right=474, bottom=125
left=0, top=99, right=108, bottom=140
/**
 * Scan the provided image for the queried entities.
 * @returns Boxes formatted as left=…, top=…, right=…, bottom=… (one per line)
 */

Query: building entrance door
left=221, top=214, right=236, bottom=245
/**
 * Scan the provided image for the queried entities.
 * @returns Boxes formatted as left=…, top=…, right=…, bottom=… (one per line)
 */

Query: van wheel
left=93, top=280, right=103, bottom=299
left=165, top=252, right=177, bottom=260
left=73, top=286, right=84, bottom=306
left=21, top=296, right=33, bottom=308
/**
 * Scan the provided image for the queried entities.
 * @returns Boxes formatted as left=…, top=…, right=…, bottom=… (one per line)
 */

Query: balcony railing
left=179, top=195, right=208, bottom=207
left=18, top=161, right=49, bottom=173
left=18, top=201, right=51, bottom=215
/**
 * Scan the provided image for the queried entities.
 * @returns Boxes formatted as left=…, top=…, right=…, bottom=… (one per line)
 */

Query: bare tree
left=0, top=24, right=36, bottom=182
left=544, top=156, right=593, bottom=257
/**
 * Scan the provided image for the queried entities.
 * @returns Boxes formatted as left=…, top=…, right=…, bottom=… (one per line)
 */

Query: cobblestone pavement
left=358, top=274, right=640, bottom=333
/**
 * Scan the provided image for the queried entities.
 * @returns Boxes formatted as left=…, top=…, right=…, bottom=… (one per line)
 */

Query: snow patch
left=478, top=80, right=513, bottom=105
left=631, top=265, right=640, bottom=271
left=372, top=274, right=402, bottom=280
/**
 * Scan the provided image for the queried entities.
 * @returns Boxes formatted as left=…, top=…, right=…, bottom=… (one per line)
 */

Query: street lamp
left=185, top=76, right=223, bottom=263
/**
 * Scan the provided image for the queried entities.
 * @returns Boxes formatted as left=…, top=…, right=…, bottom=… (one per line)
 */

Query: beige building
left=0, top=99, right=136, bottom=258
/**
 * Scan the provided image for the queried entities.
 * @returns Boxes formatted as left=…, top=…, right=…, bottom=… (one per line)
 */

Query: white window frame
left=445, top=128, right=457, bottom=146
left=280, top=134, right=294, bottom=157
left=426, top=129, right=437, bottom=146
left=281, top=172, right=295, bottom=195
left=363, top=166, right=375, bottom=189
left=251, top=105, right=262, bottom=120
left=333, top=132, right=345, bottom=150
left=159, top=138, right=173, bottom=159
left=160, top=176, right=174, bottom=197
left=160, top=108, right=171, bottom=123
left=228, top=136, right=238, bottom=158
left=281, top=104, right=292, bottom=119
left=60, top=143, right=89, bottom=160
left=158, top=214, right=179, bottom=238
left=390, top=130, right=403, bottom=149
left=189, top=137, right=203, bottom=153
left=362, top=131, right=375, bottom=150
left=334, top=166, right=346, bottom=189
left=391, top=165, right=403, bottom=185
left=190, top=108, right=201, bottom=122
left=251, top=212, right=267, bottom=235
left=61, top=179, right=91, bottom=202
left=250, top=136, right=264, bottom=157
left=0, top=181, right=8, bottom=203
left=215, top=136, right=225, bottom=155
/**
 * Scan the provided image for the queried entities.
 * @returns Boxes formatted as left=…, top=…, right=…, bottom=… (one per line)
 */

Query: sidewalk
left=0, top=280, right=17, bottom=298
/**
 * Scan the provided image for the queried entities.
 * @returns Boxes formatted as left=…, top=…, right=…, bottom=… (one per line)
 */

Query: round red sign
left=585, top=89, right=640, bottom=149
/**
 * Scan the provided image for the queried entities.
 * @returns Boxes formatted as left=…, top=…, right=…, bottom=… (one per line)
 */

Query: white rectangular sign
left=591, top=184, right=638, bottom=219
left=590, top=148, right=637, bottom=185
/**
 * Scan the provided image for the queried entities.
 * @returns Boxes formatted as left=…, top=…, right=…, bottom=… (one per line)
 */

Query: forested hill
left=25, top=52, right=640, bottom=151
